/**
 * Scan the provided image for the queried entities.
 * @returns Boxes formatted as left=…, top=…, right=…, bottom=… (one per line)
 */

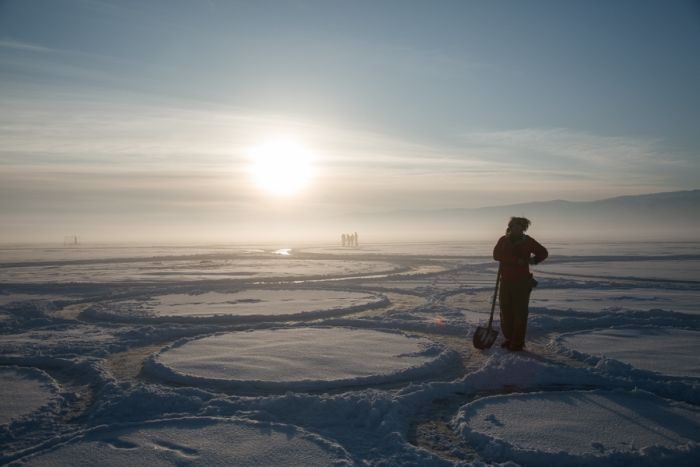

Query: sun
left=247, top=139, right=315, bottom=196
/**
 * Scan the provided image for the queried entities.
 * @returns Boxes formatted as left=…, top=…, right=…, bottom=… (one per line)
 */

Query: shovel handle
left=487, top=263, right=501, bottom=329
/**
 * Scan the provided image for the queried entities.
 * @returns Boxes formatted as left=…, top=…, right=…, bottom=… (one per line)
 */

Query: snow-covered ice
left=541, top=259, right=700, bottom=282
left=1, top=241, right=698, bottom=465
left=89, top=289, right=386, bottom=322
left=453, top=389, right=700, bottom=465
left=0, top=294, right=70, bottom=307
left=0, top=367, right=60, bottom=425
left=16, top=417, right=352, bottom=466
left=0, top=254, right=400, bottom=284
left=557, top=327, right=700, bottom=378
left=147, top=327, right=457, bottom=391
left=531, top=288, right=700, bottom=314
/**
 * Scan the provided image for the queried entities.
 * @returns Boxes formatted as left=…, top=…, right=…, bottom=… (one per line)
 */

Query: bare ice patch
left=557, top=327, right=700, bottom=378
left=146, top=327, right=458, bottom=391
left=16, top=417, right=352, bottom=466
left=454, top=389, right=700, bottom=464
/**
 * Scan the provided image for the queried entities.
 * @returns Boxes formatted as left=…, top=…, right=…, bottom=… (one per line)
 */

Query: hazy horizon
left=1, top=1, right=699, bottom=244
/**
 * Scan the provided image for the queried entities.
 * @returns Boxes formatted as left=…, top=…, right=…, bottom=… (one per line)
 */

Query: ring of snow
left=16, top=417, right=352, bottom=466
left=0, top=257, right=401, bottom=283
left=556, top=327, right=700, bottom=378
left=0, top=367, right=60, bottom=425
left=86, top=289, right=388, bottom=323
left=454, top=389, right=700, bottom=465
left=145, top=327, right=458, bottom=391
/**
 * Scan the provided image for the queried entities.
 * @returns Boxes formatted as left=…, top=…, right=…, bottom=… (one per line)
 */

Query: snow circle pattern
left=146, top=327, right=458, bottom=391
left=144, top=290, right=382, bottom=317
left=0, top=257, right=399, bottom=283
left=86, top=289, right=387, bottom=322
left=17, top=417, right=352, bottom=466
left=0, top=367, right=59, bottom=425
left=558, top=327, right=700, bottom=378
left=454, top=389, right=700, bottom=465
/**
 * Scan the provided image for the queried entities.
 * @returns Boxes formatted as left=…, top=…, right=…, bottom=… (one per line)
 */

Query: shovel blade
left=473, top=326, right=498, bottom=349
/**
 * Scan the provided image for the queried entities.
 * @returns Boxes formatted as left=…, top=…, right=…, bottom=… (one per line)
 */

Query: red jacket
left=493, top=235, right=548, bottom=282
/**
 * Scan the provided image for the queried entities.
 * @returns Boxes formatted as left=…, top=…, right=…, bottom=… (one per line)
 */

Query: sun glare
left=248, top=139, right=315, bottom=196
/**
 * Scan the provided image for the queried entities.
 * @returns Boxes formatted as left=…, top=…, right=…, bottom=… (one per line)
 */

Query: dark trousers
left=499, top=278, right=532, bottom=347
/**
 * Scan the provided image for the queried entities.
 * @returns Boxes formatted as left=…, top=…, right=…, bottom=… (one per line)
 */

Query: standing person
left=493, top=217, right=548, bottom=351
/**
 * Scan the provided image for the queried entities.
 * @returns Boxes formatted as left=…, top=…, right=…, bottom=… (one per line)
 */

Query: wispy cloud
left=0, top=38, right=53, bottom=53
left=455, top=128, right=690, bottom=190
left=1, top=89, right=693, bottom=224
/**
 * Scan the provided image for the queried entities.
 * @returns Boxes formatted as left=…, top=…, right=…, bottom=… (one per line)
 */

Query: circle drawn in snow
left=455, top=390, right=700, bottom=463
left=0, top=367, right=59, bottom=425
left=148, top=290, right=383, bottom=317
left=18, top=417, right=351, bottom=466
left=148, top=327, right=456, bottom=391
left=90, top=289, right=387, bottom=322
left=559, top=327, right=700, bottom=378
left=0, top=257, right=399, bottom=284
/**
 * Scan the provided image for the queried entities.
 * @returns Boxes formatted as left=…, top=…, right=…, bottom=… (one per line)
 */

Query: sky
left=1, top=0, right=699, bottom=243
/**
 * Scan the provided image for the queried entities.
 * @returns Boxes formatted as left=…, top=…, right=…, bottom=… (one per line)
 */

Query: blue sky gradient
left=1, top=0, right=698, bottom=242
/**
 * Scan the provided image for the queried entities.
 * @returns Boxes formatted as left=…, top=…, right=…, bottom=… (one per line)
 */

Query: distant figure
left=492, top=217, right=548, bottom=351
left=341, top=233, right=347, bottom=247
left=354, top=231, right=359, bottom=247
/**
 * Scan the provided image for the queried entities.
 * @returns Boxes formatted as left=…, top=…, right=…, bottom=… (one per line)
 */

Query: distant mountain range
left=475, top=189, right=699, bottom=220
left=360, top=190, right=700, bottom=240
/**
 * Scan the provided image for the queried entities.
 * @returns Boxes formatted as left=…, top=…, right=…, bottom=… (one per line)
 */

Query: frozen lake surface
left=0, top=367, right=60, bottom=425
left=17, top=417, right=353, bottom=466
left=89, top=289, right=386, bottom=322
left=454, top=390, right=699, bottom=463
left=558, top=327, right=700, bottom=378
left=148, top=327, right=457, bottom=391
left=1, top=241, right=698, bottom=465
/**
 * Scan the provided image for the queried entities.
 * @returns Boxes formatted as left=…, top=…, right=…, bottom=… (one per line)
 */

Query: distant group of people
left=341, top=232, right=359, bottom=247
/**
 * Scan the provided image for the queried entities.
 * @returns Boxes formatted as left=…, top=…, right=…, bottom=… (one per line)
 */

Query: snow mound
left=0, top=367, right=60, bottom=425
left=17, top=417, right=352, bottom=466
left=558, top=327, right=700, bottom=378
left=91, top=289, right=386, bottom=322
left=145, top=327, right=458, bottom=391
left=453, top=389, right=700, bottom=466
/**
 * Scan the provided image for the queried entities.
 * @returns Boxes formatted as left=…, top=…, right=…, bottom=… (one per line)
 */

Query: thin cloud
left=0, top=38, right=53, bottom=53
left=457, top=127, right=689, bottom=182
left=0, top=90, right=693, bottom=222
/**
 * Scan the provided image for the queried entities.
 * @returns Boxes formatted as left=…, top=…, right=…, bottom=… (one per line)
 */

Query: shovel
left=473, top=264, right=501, bottom=349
